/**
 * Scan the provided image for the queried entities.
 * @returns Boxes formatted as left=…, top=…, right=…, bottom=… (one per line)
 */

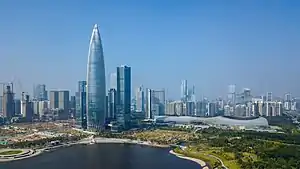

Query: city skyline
left=1, top=1, right=300, bottom=99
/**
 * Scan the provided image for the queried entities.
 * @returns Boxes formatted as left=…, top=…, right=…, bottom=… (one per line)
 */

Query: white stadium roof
left=154, top=116, right=269, bottom=127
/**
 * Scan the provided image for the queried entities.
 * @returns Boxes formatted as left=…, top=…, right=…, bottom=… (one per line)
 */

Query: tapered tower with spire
left=86, top=24, right=106, bottom=129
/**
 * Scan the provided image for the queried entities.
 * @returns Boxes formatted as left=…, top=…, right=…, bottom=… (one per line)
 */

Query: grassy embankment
left=0, top=150, right=23, bottom=155
left=173, top=147, right=221, bottom=168
left=175, top=144, right=258, bottom=169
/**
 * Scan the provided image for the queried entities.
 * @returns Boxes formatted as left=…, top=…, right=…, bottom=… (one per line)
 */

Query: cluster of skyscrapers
left=76, top=25, right=133, bottom=130
left=163, top=84, right=300, bottom=118
left=223, top=85, right=298, bottom=117
left=1, top=24, right=300, bottom=130
left=133, top=87, right=166, bottom=119
left=0, top=82, right=73, bottom=124
left=75, top=24, right=169, bottom=130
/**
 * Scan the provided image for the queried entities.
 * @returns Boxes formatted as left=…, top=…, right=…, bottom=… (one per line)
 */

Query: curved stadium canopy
left=154, top=116, right=269, bottom=127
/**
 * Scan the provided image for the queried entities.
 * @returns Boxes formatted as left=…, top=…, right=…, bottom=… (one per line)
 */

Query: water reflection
left=0, top=144, right=201, bottom=169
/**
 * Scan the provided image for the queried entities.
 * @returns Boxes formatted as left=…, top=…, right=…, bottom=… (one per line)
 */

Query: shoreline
left=0, top=149, right=43, bottom=162
left=0, top=137, right=169, bottom=163
left=169, top=150, right=210, bottom=169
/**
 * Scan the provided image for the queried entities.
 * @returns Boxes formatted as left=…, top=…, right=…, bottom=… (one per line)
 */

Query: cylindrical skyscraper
left=86, top=24, right=106, bottom=129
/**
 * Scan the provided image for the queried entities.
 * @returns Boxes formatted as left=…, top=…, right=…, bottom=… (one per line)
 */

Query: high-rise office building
left=107, top=88, right=117, bottom=119
left=228, top=84, right=236, bottom=105
left=70, top=96, right=76, bottom=109
left=32, top=100, right=40, bottom=116
left=86, top=24, right=106, bottom=129
left=49, top=90, right=69, bottom=119
left=183, top=101, right=195, bottom=116
left=116, top=65, right=131, bottom=129
left=14, top=99, right=21, bottom=115
left=207, top=102, right=217, bottom=117
left=285, top=93, right=291, bottom=102
left=33, top=84, right=47, bottom=101
left=38, top=100, right=49, bottom=118
left=22, top=95, right=33, bottom=122
left=76, top=81, right=87, bottom=129
left=22, top=95, right=34, bottom=122
left=152, top=89, right=166, bottom=116
left=195, top=100, right=208, bottom=117
left=267, top=92, right=272, bottom=102
left=3, top=85, right=14, bottom=119
left=110, top=73, right=117, bottom=90
left=58, top=91, right=69, bottom=119
left=49, top=91, right=59, bottom=109
left=135, top=86, right=145, bottom=112
left=284, top=93, right=292, bottom=110
left=181, top=80, right=188, bottom=101
left=146, top=88, right=152, bottom=119
left=242, top=88, right=252, bottom=103
left=190, top=85, right=196, bottom=102
left=145, top=88, right=165, bottom=118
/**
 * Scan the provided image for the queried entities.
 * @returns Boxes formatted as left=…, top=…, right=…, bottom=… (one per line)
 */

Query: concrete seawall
left=0, top=137, right=169, bottom=162
left=169, top=150, right=210, bottom=169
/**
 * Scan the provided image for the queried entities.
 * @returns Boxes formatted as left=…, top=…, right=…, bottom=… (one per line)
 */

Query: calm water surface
left=0, top=144, right=201, bottom=169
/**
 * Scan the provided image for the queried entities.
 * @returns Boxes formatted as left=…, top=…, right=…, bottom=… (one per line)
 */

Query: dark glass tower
left=116, top=65, right=131, bottom=129
left=76, top=81, right=87, bottom=129
left=107, top=88, right=117, bottom=119
left=86, top=24, right=106, bottom=129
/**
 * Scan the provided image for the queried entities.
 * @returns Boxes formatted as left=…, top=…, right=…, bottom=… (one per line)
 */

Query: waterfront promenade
left=0, top=137, right=168, bottom=162
left=0, top=149, right=42, bottom=162
left=80, top=137, right=169, bottom=148
left=0, top=137, right=211, bottom=169
left=169, top=150, right=209, bottom=169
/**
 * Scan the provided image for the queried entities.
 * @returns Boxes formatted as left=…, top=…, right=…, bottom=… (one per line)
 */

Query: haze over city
left=1, top=1, right=300, bottom=99
left=1, top=1, right=300, bottom=169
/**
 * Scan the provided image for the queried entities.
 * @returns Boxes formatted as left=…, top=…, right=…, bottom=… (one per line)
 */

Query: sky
left=0, top=0, right=300, bottom=99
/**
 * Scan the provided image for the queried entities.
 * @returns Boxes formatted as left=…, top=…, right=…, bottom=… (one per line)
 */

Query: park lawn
left=187, top=151, right=221, bottom=168
left=174, top=148, right=221, bottom=168
left=0, top=150, right=23, bottom=155
left=243, top=152, right=258, bottom=161
left=188, top=146, right=241, bottom=169
left=208, top=151, right=241, bottom=169
left=223, top=160, right=240, bottom=169
left=196, top=153, right=220, bottom=167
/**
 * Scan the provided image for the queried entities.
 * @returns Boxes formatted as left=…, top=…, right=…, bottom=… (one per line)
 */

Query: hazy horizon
left=0, top=1, right=300, bottom=99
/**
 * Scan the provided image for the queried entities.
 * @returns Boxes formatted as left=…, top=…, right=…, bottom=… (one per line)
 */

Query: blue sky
left=0, top=0, right=300, bottom=99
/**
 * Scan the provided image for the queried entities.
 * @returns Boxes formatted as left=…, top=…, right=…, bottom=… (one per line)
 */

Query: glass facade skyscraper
left=116, top=65, right=131, bottom=129
left=86, top=24, right=106, bottom=129
left=76, top=81, right=87, bottom=129
left=107, top=88, right=117, bottom=119
left=33, top=84, right=47, bottom=101
left=181, top=80, right=188, bottom=101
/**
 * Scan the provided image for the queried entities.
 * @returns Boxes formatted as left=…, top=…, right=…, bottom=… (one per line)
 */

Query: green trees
left=8, top=135, right=84, bottom=149
left=194, top=128, right=300, bottom=168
